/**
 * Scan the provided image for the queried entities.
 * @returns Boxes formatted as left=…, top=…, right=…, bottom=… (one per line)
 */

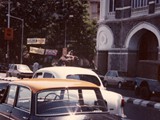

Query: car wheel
left=118, top=82, right=122, bottom=89
left=17, top=74, right=22, bottom=79
left=139, top=86, right=151, bottom=100
left=135, top=87, right=140, bottom=96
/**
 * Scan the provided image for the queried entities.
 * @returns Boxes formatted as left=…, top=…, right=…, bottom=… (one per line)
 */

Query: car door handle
left=23, top=116, right=28, bottom=120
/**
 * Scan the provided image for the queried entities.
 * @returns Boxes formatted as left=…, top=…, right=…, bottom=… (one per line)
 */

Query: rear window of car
left=36, top=88, right=107, bottom=115
left=66, top=74, right=101, bottom=86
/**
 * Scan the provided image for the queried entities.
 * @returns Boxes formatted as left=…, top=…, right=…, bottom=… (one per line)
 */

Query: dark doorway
left=138, top=31, right=158, bottom=60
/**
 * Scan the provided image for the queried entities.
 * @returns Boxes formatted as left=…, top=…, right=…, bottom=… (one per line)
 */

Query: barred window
left=132, top=0, right=148, bottom=8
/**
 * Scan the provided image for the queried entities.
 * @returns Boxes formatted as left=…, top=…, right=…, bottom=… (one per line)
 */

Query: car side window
left=107, top=71, right=117, bottom=77
left=106, top=71, right=111, bottom=76
left=34, top=72, right=43, bottom=78
left=16, top=87, right=31, bottom=112
left=44, top=73, right=53, bottom=78
left=5, top=85, right=17, bottom=106
left=112, top=71, right=118, bottom=77
left=10, top=65, right=14, bottom=70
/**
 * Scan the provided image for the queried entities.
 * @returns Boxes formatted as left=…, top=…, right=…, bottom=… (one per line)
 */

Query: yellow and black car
left=0, top=78, right=122, bottom=120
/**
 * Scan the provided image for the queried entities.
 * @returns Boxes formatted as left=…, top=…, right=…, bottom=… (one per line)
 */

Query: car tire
left=135, top=87, right=140, bottom=96
left=17, top=74, right=22, bottom=79
left=139, top=86, right=151, bottom=100
left=118, top=82, right=122, bottom=89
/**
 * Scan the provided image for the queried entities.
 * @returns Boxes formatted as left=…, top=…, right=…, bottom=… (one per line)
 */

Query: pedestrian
left=32, top=61, right=39, bottom=73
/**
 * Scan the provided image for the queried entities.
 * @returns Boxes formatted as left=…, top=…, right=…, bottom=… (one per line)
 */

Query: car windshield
left=66, top=74, right=101, bottom=86
left=36, top=88, right=107, bottom=115
left=17, top=65, right=30, bottom=71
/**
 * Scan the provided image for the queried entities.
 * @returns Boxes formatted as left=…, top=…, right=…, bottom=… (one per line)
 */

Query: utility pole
left=6, top=0, right=11, bottom=63
left=7, top=14, right=24, bottom=64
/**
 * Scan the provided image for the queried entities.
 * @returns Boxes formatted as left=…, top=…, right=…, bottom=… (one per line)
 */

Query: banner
left=27, top=38, right=46, bottom=44
left=45, top=49, right=58, bottom=56
left=29, top=47, right=45, bottom=55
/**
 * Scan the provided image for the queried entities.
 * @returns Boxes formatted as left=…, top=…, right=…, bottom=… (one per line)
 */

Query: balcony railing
left=105, top=0, right=160, bottom=20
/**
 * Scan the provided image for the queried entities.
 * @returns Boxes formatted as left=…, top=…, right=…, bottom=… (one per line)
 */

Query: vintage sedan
left=32, top=66, right=126, bottom=117
left=0, top=78, right=122, bottom=120
left=103, top=70, right=135, bottom=89
left=6, top=64, right=33, bottom=78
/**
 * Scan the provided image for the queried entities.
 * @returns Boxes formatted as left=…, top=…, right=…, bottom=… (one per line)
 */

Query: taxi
left=33, top=66, right=125, bottom=117
left=0, top=78, right=122, bottom=120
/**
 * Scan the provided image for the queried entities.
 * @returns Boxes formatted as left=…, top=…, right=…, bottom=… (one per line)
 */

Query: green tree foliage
left=0, top=0, right=96, bottom=63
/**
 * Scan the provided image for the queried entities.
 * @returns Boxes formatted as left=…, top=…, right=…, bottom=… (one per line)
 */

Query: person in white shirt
left=32, top=62, right=39, bottom=73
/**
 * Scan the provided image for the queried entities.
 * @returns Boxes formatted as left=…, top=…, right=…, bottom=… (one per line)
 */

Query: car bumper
left=19, top=73, right=33, bottom=78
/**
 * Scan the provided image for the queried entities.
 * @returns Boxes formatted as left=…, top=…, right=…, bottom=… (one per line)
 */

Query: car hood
left=18, top=70, right=33, bottom=73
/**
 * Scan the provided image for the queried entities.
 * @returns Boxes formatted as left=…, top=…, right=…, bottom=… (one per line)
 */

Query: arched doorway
left=125, top=22, right=160, bottom=76
left=138, top=30, right=158, bottom=60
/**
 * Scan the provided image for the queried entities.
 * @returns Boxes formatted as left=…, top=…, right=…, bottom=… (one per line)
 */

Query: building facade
left=96, top=0, right=160, bottom=76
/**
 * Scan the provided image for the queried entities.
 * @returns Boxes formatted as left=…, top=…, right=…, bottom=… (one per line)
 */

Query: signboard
left=27, top=38, right=46, bottom=44
left=45, top=49, right=58, bottom=56
left=29, top=47, right=45, bottom=55
left=4, top=28, right=13, bottom=40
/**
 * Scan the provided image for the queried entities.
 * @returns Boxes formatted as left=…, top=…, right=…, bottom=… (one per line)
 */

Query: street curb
left=124, top=97, right=160, bottom=110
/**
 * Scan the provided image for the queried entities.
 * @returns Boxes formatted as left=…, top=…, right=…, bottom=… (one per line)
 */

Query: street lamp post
left=64, top=15, right=73, bottom=48
left=6, top=14, right=24, bottom=64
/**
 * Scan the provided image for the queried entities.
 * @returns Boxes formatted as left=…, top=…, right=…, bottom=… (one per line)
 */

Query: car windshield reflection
left=17, top=65, right=31, bottom=71
left=36, top=88, right=107, bottom=115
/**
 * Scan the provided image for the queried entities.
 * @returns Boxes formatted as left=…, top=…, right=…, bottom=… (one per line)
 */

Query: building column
left=115, top=0, right=131, bottom=19
left=148, top=0, right=155, bottom=14
left=99, top=0, right=108, bottom=21
left=95, top=51, right=108, bottom=75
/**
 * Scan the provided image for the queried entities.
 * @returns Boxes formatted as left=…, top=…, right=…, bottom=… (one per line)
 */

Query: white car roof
left=33, top=66, right=105, bottom=88
left=35, top=66, right=99, bottom=78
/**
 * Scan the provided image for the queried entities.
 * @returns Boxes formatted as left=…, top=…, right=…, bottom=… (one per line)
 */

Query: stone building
left=96, top=0, right=160, bottom=76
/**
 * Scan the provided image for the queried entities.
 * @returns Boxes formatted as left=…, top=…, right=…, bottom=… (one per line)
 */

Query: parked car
left=32, top=66, right=126, bottom=117
left=0, top=78, right=122, bottom=120
left=6, top=64, right=33, bottom=78
left=103, top=70, right=135, bottom=89
left=0, top=63, right=8, bottom=73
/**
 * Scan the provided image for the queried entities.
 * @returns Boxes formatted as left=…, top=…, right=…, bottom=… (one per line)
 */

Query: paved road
left=124, top=102, right=160, bottom=120
left=107, top=86, right=160, bottom=120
